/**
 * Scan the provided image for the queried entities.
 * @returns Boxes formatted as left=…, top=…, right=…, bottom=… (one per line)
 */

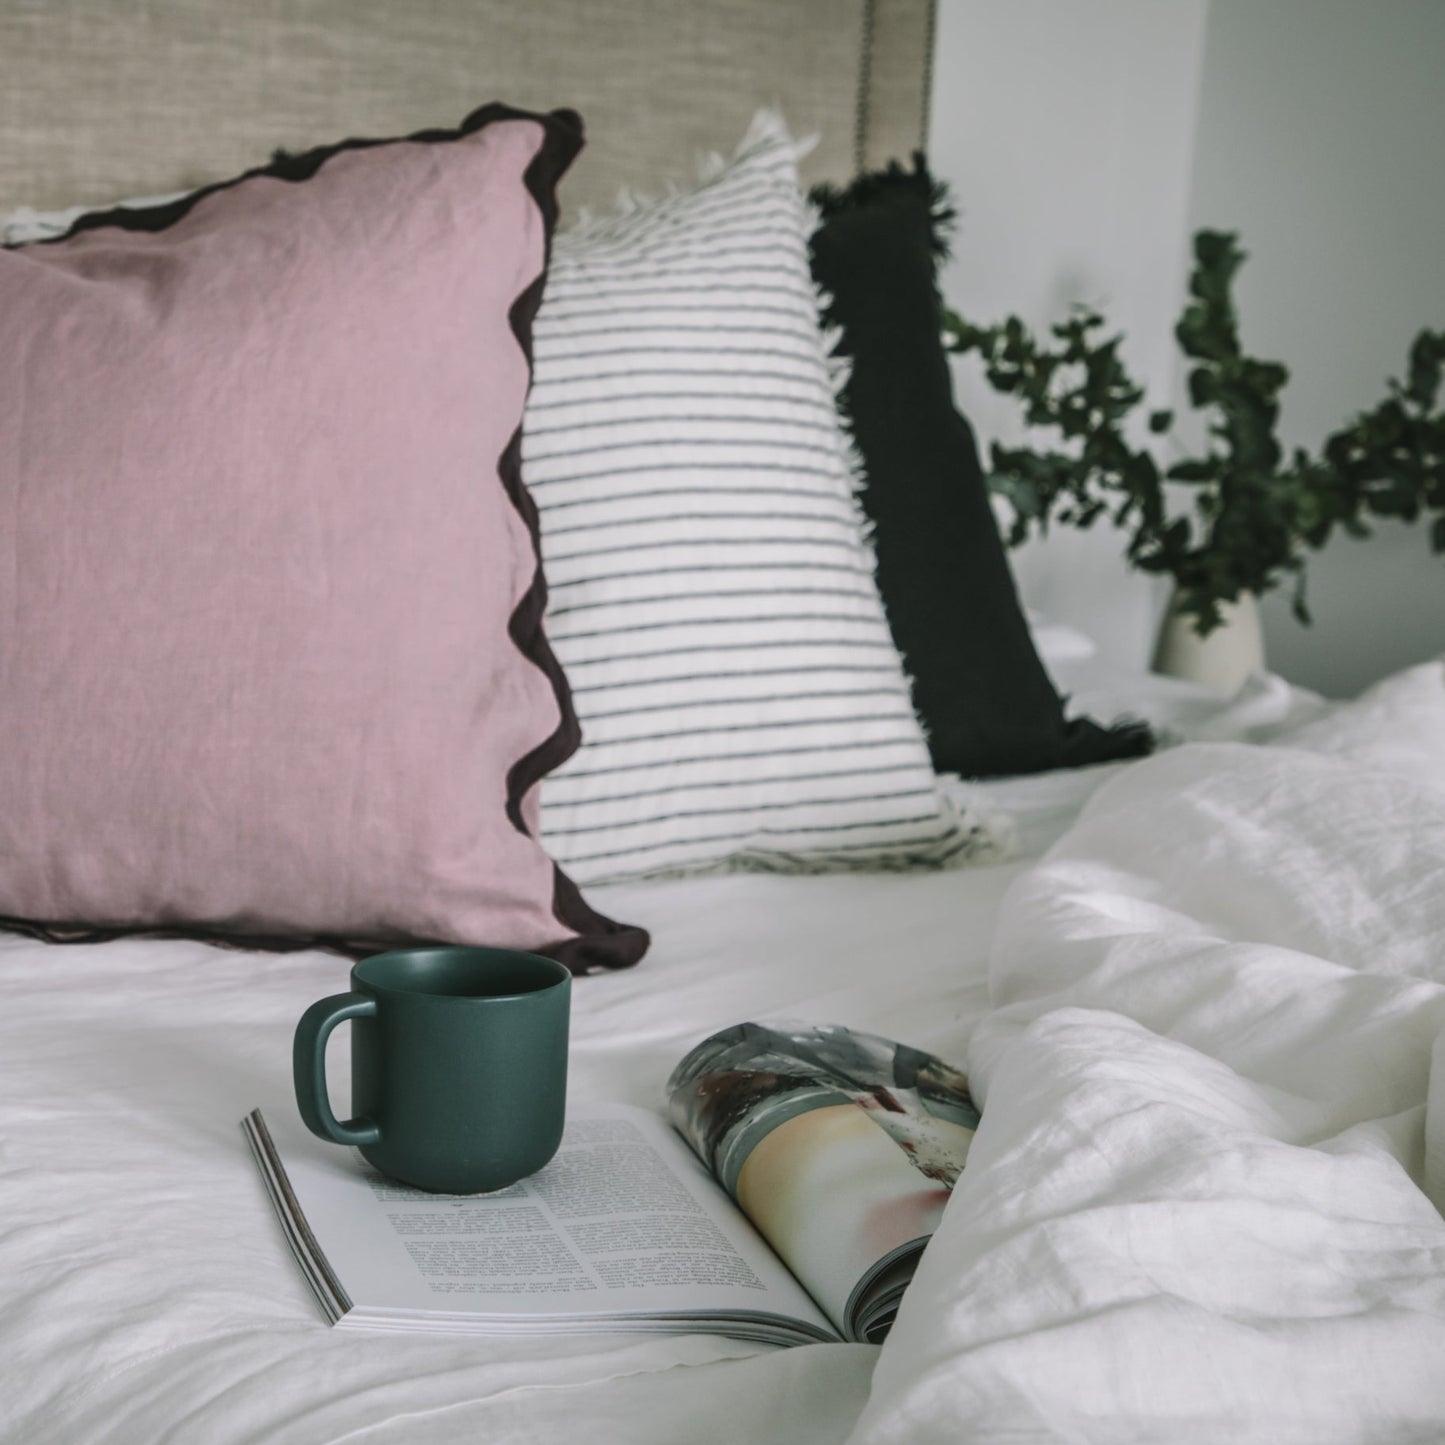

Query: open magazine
left=244, top=1022, right=979, bottom=1346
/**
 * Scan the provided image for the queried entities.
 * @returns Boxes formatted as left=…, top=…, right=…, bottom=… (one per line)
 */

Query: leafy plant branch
left=943, top=230, right=1445, bottom=634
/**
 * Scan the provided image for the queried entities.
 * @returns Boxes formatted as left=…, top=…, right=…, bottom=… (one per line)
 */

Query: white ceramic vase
left=1151, top=589, right=1264, bottom=694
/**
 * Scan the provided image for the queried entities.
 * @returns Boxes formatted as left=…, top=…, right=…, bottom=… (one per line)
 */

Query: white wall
left=928, top=0, right=1445, bottom=695
left=1185, top=0, right=1445, bottom=696
left=928, top=0, right=1209, bottom=673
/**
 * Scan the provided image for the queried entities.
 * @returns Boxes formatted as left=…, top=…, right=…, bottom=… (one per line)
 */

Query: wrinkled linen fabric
left=0, top=107, right=644, bottom=970
left=0, top=668, right=1371, bottom=1444
left=0, top=860, right=1013, bottom=1444
left=851, top=661, right=1445, bottom=1444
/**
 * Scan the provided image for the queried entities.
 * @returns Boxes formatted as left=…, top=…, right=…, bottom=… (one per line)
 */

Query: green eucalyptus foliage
left=943, top=230, right=1445, bottom=635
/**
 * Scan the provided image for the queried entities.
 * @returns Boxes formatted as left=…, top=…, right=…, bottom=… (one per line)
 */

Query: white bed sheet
left=1, top=862, right=1017, bottom=1444
left=0, top=670, right=1320, bottom=1445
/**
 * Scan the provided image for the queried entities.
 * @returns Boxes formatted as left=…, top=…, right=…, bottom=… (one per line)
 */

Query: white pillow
left=1025, top=610, right=1098, bottom=666
left=526, top=114, right=1000, bottom=882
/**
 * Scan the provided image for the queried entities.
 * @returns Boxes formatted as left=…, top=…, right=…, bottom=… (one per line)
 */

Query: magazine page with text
left=245, top=1101, right=836, bottom=1345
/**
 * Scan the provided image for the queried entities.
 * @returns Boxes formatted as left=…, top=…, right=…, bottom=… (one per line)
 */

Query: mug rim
left=352, top=945, right=570, bottom=1002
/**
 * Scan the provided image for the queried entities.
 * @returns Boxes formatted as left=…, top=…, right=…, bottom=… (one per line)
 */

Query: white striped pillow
left=527, top=115, right=1004, bottom=884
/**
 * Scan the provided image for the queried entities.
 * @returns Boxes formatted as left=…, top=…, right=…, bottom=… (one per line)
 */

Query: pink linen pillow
left=0, top=103, right=647, bottom=972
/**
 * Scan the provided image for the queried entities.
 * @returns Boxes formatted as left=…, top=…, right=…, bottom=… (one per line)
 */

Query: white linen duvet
left=7, top=663, right=1444, bottom=1444
left=851, top=661, right=1445, bottom=1444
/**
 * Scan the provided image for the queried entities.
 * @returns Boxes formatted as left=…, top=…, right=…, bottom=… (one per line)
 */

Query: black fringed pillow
left=809, top=160, right=1152, bottom=777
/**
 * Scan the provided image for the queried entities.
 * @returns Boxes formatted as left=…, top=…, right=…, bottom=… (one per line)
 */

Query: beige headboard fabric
left=0, top=0, right=936, bottom=216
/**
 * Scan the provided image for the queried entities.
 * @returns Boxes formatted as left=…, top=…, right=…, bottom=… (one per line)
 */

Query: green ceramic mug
left=293, top=945, right=571, bottom=1193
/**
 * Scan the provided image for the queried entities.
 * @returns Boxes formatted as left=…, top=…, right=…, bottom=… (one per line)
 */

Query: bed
left=0, top=669, right=1337, bottom=1445
left=5, top=5, right=1445, bottom=1444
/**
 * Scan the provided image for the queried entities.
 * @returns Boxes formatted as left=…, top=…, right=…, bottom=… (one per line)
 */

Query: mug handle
left=293, top=992, right=383, bottom=1148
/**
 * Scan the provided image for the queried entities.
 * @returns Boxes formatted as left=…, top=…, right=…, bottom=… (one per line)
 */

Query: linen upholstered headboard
left=0, top=0, right=936, bottom=215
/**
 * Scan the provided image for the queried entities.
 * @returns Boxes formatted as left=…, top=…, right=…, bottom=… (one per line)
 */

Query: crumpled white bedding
left=1, top=856, right=1017, bottom=1444
left=0, top=663, right=1361, bottom=1445
left=850, top=661, right=1445, bottom=1444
